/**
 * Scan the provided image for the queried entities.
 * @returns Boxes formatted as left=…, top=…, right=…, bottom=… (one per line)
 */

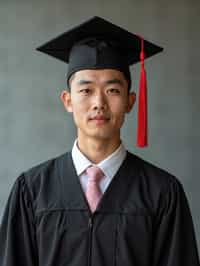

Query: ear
left=126, top=91, right=136, bottom=113
left=60, top=90, right=73, bottom=113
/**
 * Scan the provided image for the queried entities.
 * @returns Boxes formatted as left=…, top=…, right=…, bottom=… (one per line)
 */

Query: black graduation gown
left=0, top=151, right=199, bottom=266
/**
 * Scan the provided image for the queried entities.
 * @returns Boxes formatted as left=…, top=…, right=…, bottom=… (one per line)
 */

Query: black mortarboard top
left=36, top=16, right=164, bottom=147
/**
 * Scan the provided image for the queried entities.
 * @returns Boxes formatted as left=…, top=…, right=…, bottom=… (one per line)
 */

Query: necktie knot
left=85, top=165, right=104, bottom=182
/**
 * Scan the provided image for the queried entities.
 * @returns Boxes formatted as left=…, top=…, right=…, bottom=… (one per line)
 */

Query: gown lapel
left=58, top=150, right=140, bottom=214
left=95, top=151, right=140, bottom=213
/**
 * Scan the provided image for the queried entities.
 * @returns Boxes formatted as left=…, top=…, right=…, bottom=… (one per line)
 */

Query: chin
left=78, top=125, right=120, bottom=140
left=88, top=130, right=118, bottom=140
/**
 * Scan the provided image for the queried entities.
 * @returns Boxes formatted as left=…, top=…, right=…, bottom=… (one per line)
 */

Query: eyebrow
left=76, top=78, right=124, bottom=86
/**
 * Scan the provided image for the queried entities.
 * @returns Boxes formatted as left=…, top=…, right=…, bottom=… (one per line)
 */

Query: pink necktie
left=85, top=165, right=104, bottom=213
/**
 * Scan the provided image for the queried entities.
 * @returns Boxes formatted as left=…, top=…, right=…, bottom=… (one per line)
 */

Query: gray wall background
left=0, top=0, right=199, bottom=254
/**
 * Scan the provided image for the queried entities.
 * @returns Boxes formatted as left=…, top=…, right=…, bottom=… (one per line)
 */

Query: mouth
left=89, top=116, right=110, bottom=124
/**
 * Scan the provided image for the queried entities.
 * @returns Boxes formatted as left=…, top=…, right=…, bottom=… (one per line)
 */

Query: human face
left=61, top=69, right=136, bottom=142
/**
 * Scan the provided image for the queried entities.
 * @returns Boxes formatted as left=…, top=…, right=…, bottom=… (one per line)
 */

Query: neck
left=77, top=136, right=122, bottom=164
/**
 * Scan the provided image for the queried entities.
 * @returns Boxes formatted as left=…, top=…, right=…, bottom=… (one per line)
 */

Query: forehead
left=71, top=69, right=127, bottom=84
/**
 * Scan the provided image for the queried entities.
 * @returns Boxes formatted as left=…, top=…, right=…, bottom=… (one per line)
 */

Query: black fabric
left=66, top=37, right=132, bottom=91
left=36, top=16, right=163, bottom=64
left=36, top=16, right=163, bottom=91
left=0, top=151, right=199, bottom=266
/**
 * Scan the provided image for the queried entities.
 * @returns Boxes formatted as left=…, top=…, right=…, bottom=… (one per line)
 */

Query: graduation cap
left=36, top=16, right=163, bottom=147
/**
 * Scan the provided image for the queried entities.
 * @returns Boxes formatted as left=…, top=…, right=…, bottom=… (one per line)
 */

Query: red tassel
left=137, top=37, right=148, bottom=147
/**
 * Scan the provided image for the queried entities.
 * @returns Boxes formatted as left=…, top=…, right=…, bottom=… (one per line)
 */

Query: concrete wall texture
left=0, top=0, right=199, bottom=253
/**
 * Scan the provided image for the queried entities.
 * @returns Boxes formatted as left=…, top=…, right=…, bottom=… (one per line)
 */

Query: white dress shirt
left=71, top=138, right=127, bottom=194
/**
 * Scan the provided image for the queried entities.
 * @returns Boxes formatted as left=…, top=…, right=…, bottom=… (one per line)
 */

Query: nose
left=92, top=91, right=107, bottom=111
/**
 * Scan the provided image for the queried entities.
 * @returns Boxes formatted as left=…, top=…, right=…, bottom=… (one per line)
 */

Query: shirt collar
left=71, top=138, right=127, bottom=178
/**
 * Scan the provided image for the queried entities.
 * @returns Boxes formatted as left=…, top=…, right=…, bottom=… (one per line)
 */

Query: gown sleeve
left=152, top=178, right=200, bottom=266
left=0, top=174, right=38, bottom=266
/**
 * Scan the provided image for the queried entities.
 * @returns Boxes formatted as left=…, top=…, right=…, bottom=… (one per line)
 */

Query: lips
left=89, top=115, right=110, bottom=125
left=89, top=114, right=110, bottom=120
left=92, top=116, right=109, bottom=120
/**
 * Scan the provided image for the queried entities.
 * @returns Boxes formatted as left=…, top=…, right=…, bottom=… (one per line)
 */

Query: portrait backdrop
left=0, top=0, right=199, bottom=253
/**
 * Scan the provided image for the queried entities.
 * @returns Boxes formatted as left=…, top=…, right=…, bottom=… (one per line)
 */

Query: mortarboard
left=36, top=16, right=163, bottom=147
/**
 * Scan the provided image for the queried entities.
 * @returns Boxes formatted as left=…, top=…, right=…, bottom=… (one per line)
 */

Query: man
left=0, top=16, right=199, bottom=266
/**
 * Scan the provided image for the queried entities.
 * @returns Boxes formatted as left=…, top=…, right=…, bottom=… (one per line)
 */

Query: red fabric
left=137, top=38, right=148, bottom=147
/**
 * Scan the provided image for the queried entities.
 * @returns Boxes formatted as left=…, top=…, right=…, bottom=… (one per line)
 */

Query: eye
left=79, top=88, right=91, bottom=94
left=108, top=88, right=120, bottom=94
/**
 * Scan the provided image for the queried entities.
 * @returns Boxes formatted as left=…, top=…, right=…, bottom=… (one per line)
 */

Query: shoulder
left=15, top=151, right=72, bottom=203
left=23, top=151, right=71, bottom=180
left=126, top=150, right=185, bottom=198
left=126, top=151, right=189, bottom=218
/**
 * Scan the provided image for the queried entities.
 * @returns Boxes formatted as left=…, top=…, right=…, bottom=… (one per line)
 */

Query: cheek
left=111, top=98, right=127, bottom=115
left=71, top=95, right=87, bottom=110
left=110, top=99, right=128, bottom=126
left=71, top=98, right=90, bottom=121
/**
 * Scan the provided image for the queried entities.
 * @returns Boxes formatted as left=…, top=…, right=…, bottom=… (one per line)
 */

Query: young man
left=0, top=16, right=199, bottom=266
